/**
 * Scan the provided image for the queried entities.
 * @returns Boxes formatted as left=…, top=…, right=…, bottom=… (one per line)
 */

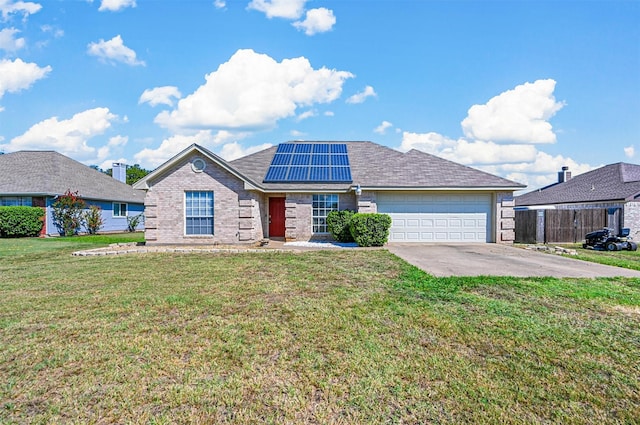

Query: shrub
left=0, top=206, right=45, bottom=238
left=52, top=190, right=86, bottom=236
left=349, top=213, right=392, bottom=247
left=83, top=205, right=104, bottom=234
left=127, top=213, right=144, bottom=232
left=327, top=210, right=355, bottom=242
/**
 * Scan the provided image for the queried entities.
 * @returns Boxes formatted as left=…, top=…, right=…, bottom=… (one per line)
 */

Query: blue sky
left=0, top=0, right=638, bottom=191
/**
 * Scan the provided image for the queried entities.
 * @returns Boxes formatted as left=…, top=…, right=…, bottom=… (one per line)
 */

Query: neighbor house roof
left=0, top=151, right=145, bottom=203
left=134, top=141, right=525, bottom=192
left=516, top=162, right=640, bottom=206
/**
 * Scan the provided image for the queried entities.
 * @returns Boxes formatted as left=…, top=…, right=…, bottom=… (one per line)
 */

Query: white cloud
left=293, top=7, right=335, bottom=35
left=213, top=0, right=226, bottom=9
left=0, top=0, right=41, bottom=20
left=248, top=0, right=306, bottom=19
left=346, top=85, right=376, bottom=104
left=498, top=152, right=595, bottom=189
left=87, top=35, right=145, bottom=66
left=139, top=86, right=182, bottom=107
left=155, top=49, right=353, bottom=131
left=399, top=131, right=457, bottom=154
left=218, top=141, right=273, bottom=161
left=624, top=145, right=635, bottom=158
left=461, top=79, right=565, bottom=144
left=324, top=111, right=334, bottom=117
left=0, top=108, right=117, bottom=159
left=374, top=120, right=393, bottom=135
left=290, top=129, right=305, bottom=137
left=296, top=109, right=316, bottom=121
left=0, top=58, right=51, bottom=98
left=98, top=0, right=136, bottom=12
left=133, top=130, right=237, bottom=168
left=41, top=24, right=64, bottom=38
left=0, top=28, right=24, bottom=51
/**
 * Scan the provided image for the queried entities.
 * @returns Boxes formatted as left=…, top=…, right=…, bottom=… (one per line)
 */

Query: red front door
left=269, top=197, right=286, bottom=238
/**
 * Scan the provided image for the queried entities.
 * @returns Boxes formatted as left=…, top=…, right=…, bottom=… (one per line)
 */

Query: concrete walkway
left=387, top=243, right=640, bottom=278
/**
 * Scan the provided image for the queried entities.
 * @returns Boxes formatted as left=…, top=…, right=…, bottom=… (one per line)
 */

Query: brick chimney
left=112, top=162, right=127, bottom=183
left=558, top=166, right=571, bottom=183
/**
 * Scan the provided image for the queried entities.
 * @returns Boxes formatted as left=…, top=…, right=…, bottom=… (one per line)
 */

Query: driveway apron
left=387, top=243, right=640, bottom=278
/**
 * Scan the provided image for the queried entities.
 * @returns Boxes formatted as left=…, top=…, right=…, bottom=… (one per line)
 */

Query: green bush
left=0, top=206, right=45, bottom=238
left=83, top=205, right=104, bottom=234
left=327, top=210, right=355, bottom=242
left=349, top=213, right=392, bottom=247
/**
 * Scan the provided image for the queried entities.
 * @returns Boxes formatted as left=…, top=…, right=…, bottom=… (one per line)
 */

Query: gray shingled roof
left=230, top=141, right=524, bottom=190
left=516, top=162, right=640, bottom=206
left=0, top=151, right=145, bottom=203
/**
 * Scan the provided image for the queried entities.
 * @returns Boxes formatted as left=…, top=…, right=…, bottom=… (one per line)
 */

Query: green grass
left=0, top=232, right=144, bottom=258
left=1, top=239, right=639, bottom=423
left=554, top=243, right=640, bottom=271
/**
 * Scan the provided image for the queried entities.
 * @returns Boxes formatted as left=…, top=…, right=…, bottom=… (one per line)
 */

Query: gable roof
left=135, top=141, right=525, bottom=193
left=0, top=151, right=145, bottom=203
left=516, top=162, right=640, bottom=206
left=231, top=141, right=524, bottom=191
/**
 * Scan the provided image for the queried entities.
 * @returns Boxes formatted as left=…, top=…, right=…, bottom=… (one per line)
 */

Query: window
left=113, top=202, right=127, bottom=217
left=312, top=194, right=339, bottom=233
left=0, top=196, right=32, bottom=206
left=185, top=191, right=214, bottom=235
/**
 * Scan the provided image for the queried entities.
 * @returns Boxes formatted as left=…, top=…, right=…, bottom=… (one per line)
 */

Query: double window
left=185, top=191, right=214, bottom=235
left=113, top=202, right=127, bottom=217
left=312, top=194, right=339, bottom=233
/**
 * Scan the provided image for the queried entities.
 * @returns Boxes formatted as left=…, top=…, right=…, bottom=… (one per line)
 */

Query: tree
left=52, top=190, right=86, bottom=236
left=103, top=164, right=151, bottom=185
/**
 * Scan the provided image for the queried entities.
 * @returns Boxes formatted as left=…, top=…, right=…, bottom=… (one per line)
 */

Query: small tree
left=83, top=205, right=104, bottom=234
left=127, top=213, right=144, bottom=232
left=52, top=190, right=86, bottom=236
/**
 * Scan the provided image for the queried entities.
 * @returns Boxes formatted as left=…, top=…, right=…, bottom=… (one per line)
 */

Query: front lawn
left=1, top=241, right=639, bottom=423
left=554, top=243, right=640, bottom=271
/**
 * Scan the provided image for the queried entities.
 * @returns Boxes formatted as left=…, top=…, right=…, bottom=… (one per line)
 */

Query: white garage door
left=377, top=193, right=492, bottom=242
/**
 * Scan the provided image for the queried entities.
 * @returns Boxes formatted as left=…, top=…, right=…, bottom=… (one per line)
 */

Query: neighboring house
left=133, top=141, right=524, bottom=245
left=515, top=163, right=640, bottom=243
left=0, top=151, right=145, bottom=236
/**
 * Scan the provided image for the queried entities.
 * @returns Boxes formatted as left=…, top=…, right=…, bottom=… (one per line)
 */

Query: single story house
left=0, top=151, right=145, bottom=236
left=133, top=141, right=524, bottom=245
left=515, top=163, right=640, bottom=243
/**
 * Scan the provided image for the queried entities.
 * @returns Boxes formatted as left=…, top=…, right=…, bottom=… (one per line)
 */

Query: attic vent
left=191, top=158, right=206, bottom=173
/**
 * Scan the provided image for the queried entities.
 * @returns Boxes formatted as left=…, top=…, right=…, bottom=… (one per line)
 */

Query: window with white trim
left=113, top=202, right=127, bottom=217
left=312, top=194, right=339, bottom=233
left=185, top=191, right=214, bottom=235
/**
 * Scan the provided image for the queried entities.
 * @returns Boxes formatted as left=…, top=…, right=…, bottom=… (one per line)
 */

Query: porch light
left=355, top=184, right=362, bottom=196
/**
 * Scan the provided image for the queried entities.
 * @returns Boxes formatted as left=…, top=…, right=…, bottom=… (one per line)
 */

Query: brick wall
left=624, top=201, right=640, bottom=239
left=496, top=192, right=516, bottom=244
left=144, top=156, right=264, bottom=245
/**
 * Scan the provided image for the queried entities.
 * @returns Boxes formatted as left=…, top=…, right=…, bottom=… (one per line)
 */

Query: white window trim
left=112, top=202, right=128, bottom=218
left=184, top=191, right=215, bottom=237
left=312, top=194, right=339, bottom=234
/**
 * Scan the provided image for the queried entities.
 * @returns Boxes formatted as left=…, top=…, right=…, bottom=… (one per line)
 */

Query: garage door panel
left=378, top=193, right=492, bottom=243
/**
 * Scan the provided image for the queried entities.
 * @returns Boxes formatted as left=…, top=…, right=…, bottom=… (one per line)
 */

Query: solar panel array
left=264, top=143, right=352, bottom=183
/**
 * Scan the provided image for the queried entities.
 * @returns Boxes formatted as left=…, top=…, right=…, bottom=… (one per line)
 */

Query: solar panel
left=264, top=143, right=353, bottom=183
left=276, top=143, right=295, bottom=153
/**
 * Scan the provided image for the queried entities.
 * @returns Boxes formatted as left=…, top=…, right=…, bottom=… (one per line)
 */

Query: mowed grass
left=1, top=239, right=639, bottom=423
left=563, top=243, right=640, bottom=271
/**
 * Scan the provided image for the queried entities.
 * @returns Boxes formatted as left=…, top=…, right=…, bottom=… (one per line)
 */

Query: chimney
left=112, top=163, right=127, bottom=183
left=558, top=166, right=571, bottom=183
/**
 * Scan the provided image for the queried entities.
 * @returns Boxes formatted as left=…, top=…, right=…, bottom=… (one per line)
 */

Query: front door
left=269, top=197, right=286, bottom=238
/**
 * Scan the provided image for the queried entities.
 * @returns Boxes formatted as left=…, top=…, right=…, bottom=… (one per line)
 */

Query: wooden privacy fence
left=516, top=209, right=609, bottom=244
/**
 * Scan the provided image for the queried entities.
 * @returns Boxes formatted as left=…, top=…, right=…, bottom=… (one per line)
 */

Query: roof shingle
left=0, top=151, right=145, bottom=203
left=516, top=162, right=640, bottom=206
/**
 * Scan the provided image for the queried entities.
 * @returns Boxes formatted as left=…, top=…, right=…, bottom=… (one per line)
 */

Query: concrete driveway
left=387, top=243, right=640, bottom=278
